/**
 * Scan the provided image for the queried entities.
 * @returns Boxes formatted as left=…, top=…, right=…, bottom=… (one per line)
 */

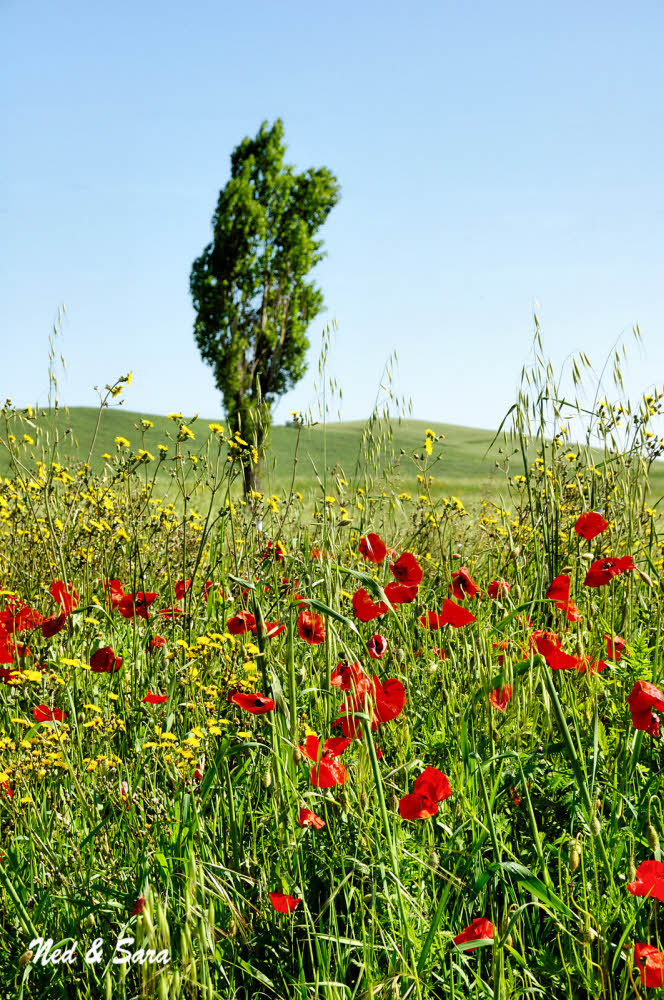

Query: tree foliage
left=190, top=119, right=340, bottom=490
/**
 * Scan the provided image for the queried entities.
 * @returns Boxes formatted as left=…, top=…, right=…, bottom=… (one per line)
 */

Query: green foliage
left=189, top=119, right=340, bottom=485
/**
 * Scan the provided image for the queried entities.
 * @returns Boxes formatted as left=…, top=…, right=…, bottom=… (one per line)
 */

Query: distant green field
left=3, top=407, right=663, bottom=508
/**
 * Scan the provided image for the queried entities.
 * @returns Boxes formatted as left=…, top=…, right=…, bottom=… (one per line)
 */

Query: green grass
left=5, top=406, right=663, bottom=507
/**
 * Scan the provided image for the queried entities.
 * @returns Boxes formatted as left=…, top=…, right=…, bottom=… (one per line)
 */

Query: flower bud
left=262, top=768, right=272, bottom=789
left=569, top=839, right=581, bottom=871
left=647, top=823, right=660, bottom=852
left=19, top=950, right=33, bottom=968
left=590, top=816, right=601, bottom=836
left=292, top=747, right=303, bottom=765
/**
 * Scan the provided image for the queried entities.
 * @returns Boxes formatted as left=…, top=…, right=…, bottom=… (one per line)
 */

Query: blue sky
left=2, top=0, right=663, bottom=430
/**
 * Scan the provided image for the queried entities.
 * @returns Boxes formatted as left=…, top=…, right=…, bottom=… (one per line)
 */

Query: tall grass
left=0, top=326, right=663, bottom=998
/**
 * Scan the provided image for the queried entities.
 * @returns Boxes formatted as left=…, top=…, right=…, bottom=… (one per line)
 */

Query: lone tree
left=190, top=119, right=340, bottom=493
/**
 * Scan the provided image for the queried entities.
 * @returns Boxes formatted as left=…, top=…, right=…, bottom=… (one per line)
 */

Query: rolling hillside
left=2, top=407, right=663, bottom=507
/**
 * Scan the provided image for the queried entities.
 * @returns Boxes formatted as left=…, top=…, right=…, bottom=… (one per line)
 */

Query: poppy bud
left=19, top=950, right=33, bottom=968
left=262, top=768, right=272, bottom=789
left=84, top=912, right=95, bottom=929
left=364, top=893, right=373, bottom=904
left=428, top=849, right=440, bottom=869
left=629, top=850, right=637, bottom=883
left=560, top=565, right=573, bottom=574
left=395, top=648, right=406, bottom=664
left=636, top=568, right=654, bottom=587
left=647, top=823, right=660, bottom=852
left=580, top=552, right=594, bottom=562
left=359, top=792, right=369, bottom=809
left=569, top=840, right=581, bottom=871
left=389, top=794, right=400, bottom=811
left=590, top=816, right=601, bottom=836
left=579, top=925, right=597, bottom=944
left=292, top=747, right=303, bottom=765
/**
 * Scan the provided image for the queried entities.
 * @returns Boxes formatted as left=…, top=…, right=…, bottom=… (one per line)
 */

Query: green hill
left=3, top=407, right=663, bottom=508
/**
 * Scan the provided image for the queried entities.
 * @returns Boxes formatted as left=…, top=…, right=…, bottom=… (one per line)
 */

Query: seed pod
left=569, top=839, right=581, bottom=871
left=647, top=823, right=660, bottom=852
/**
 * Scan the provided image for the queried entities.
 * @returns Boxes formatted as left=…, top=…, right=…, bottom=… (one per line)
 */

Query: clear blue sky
left=2, top=0, right=663, bottom=429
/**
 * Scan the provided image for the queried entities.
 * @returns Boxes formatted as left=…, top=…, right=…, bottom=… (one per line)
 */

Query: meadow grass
left=1, top=341, right=664, bottom=999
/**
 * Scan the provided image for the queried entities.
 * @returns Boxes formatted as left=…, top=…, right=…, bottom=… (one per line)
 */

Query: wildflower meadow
left=2, top=332, right=664, bottom=1000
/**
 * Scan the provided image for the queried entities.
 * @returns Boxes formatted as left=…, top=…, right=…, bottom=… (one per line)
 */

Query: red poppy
left=298, top=807, right=325, bottom=829
left=117, top=592, right=158, bottom=620
left=310, top=548, right=329, bottom=560
left=584, top=555, right=634, bottom=588
left=297, top=609, right=326, bottom=645
left=489, top=686, right=512, bottom=712
left=157, top=606, right=185, bottom=619
left=202, top=580, right=222, bottom=601
left=90, top=645, right=122, bottom=673
left=605, top=634, right=627, bottom=662
left=530, top=631, right=582, bottom=671
left=399, top=766, right=451, bottom=820
left=2, top=781, right=13, bottom=798
left=390, top=552, right=423, bottom=588
left=330, top=662, right=371, bottom=694
left=450, top=567, right=481, bottom=601
left=488, top=579, right=510, bottom=599
left=628, top=860, right=664, bottom=903
left=453, top=917, right=494, bottom=952
left=33, top=705, right=66, bottom=723
left=263, top=540, right=286, bottom=561
left=352, top=589, right=388, bottom=622
left=228, top=691, right=275, bottom=714
left=269, top=892, right=300, bottom=913
left=383, top=581, right=418, bottom=605
left=142, top=691, right=168, bottom=704
left=358, top=533, right=387, bottom=564
left=575, top=511, right=609, bottom=541
left=132, top=896, right=146, bottom=916
left=545, top=575, right=582, bottom=622
left=419, top=600, right=476, bottom=630
left=41, top=611, right=69, bottom=638
left=263, top=621, right=286, bottom=639
left=577, top=657, right=609, bottom=675
left=627, top=680, right=664, bottom=735
left=372, top=676, right=406, bottom=727
left=226, top=611, right=257, bottom=635
left=49, top=580, right=79, bottom=614
left=635, top=943, right=664, bottom=988
left=1, top=605, right=43, bottom=634
left=175, top=578, right=192, bottom=600
left=148, top=635, right=167, bottom=649
left=367, top=634, right=388, bottom=659
left=103, top=579, right=125, bottom=608
left=299, top=734, right=350, bottom=787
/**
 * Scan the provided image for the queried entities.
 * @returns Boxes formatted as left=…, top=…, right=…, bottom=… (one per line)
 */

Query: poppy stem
left=541, top=661, right=614, bottom=886
left=360, top=718, right=420, bottom=993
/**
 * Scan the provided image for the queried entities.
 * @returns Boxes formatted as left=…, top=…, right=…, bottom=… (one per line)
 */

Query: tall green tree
left=190, top=119, right=340, bottom=493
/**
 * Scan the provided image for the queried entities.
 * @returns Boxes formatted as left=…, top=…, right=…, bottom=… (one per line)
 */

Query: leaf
left=301, top=597, right=360, bottom=637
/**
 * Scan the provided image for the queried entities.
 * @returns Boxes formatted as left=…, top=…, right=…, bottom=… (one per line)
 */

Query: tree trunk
left=242, top=454, right=262, bottom=495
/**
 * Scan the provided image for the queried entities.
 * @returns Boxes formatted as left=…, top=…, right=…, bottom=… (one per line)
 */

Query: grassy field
left=3, top=406, right=664, bottom=509
left=2, top=363, right=664, bottom=999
